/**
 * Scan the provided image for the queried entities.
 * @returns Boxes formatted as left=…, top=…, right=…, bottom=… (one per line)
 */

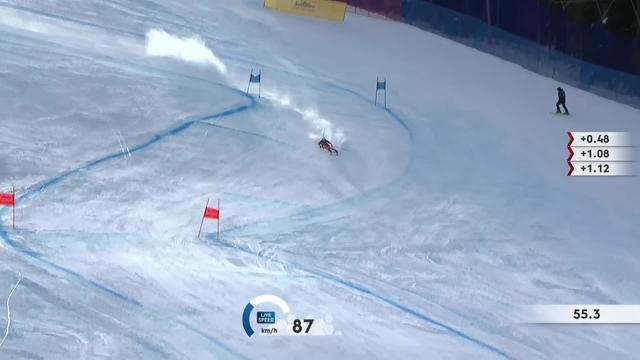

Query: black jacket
left=557, top=88, right=566, bottom=101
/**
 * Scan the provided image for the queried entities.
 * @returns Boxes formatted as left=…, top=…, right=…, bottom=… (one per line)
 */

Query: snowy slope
left=0, top=0, right=639, bottom=359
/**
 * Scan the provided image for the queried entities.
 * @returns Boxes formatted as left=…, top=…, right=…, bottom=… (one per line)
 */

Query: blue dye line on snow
left=0, top=100, right=255, bottom=360
left=209, top=236, right=513, bottom=360
left=212, top=98, right=416, bottom=241
left=0, top=6, right=507, bottom=355
left=13, top=101, right=254, bottom=204
left=3, top=81, right=506, bottom=359
left=176, top=319, right=251, bottom=360
left=0, top=225, right=141, bottom=305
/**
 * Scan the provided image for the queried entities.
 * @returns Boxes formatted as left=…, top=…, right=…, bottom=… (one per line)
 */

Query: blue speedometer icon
left=242, top=294, right=291, bottom=337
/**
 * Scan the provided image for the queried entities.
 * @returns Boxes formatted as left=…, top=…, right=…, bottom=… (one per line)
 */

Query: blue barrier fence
left=421, top=0, right=640, bottom=77
left=401, top=0, right=640, bottom=109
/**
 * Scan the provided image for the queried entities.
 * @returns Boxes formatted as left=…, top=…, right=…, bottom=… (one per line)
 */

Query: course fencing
left=344, top=0, right=640, bottom=109
left=345, top=0, right=403, bottom=20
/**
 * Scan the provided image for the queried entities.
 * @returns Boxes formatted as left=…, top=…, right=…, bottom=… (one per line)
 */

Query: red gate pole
left=197, top=198, right=209, bottom=239
left=12, top=186, right=15, bottom=229
left=217, top=199, right=220, bottom=241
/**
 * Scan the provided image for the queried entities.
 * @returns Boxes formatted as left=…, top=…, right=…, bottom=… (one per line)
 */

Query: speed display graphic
left=242, top=295, right=336, bottom=337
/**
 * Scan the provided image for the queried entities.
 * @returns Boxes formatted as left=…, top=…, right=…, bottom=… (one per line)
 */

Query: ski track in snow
left=0, top=99, right=256, bottom=360
left=198, top=122, right=293, bottom=148
left=0, top=93, right=510, bottom=359
left=210, top=237, right=514, bottom=360
left=0, top=3, right=515, bottom=359
left=0, top=273, right=22, bottom=351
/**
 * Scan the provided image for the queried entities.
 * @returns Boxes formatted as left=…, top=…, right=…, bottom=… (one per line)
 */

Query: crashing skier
left=318, top=137, right=339, bottom=156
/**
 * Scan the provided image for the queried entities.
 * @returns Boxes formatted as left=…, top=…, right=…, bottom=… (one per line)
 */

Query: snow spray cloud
left=145, top=29, right=227, bottom=75
left=222, top=69, right=345, bottom=144
left=261, top=90, right=347, bottom=147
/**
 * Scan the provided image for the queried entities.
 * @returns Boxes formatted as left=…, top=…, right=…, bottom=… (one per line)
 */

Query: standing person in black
left=556, top=87, right=569, bottom=114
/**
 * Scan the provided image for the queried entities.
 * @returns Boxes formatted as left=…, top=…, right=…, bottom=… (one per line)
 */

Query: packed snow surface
left=0, top=1, right=639, bottom=359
